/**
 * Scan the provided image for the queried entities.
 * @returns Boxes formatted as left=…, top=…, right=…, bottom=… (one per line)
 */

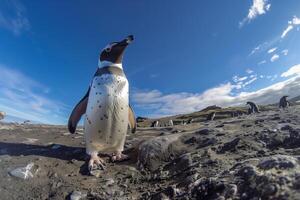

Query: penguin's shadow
left=0, top=142, right=139, bottom=176
left=0, top=142, right=87, bottom=161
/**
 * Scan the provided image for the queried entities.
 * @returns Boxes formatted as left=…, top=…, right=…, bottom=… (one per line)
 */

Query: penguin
left=152, top=120, right=159, bottom=127
left=187, top=118, right=194, bottom=124
left=246, top=101, right=260, bottom=114
left=279, top=95, right=290, bottom=109
left=207, top=112, right=216, bottom=121
left=168, top=119, right=174, bottom=126
left=68, top=35, right=136, bottom=172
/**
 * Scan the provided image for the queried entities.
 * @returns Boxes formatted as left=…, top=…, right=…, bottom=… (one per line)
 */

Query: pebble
left=105, top=178, right=115, bottom=186
left=9, top=162, right=35, bottom=179
left=70, top=191, right=87, bottom=200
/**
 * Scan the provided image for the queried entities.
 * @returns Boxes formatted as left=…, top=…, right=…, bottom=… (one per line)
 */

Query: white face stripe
left=98, top=60, right=123, bottom=69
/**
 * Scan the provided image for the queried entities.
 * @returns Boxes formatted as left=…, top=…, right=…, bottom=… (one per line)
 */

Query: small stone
left=9, top=162, right=35, bottom=179
left=70, top=191, right=87, bottom=200
left=105, top=178, right=115, bottom=186
left=90, top=170, right=101, bottom=178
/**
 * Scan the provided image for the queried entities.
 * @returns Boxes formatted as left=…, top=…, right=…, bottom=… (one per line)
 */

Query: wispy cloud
left=281, top=16, right=300, bottom=38
left=258, top=60, right=266, bottom=65
left=240, top=0, right=271, bottom=27
left=0, top=64, right=67, bottom=124
left=270, top=54, right=279, bottom=62
left=281, top=64, right=300, bottom=77
left=233, top=75, right=248, bottom=83
left=267, top=47, right=277, bottom=54
left=282, top=49, right=289, bottom=56
left=0, top=0, right=30, bottom=35
left=133, top=64, right=300, bottom=117
left=246, top=69, right=254, bottom=74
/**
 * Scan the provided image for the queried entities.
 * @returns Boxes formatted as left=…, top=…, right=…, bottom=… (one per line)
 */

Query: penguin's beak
left=125, top=35, right=134, bottom=44
left=118, top=35, right=134, bottom=46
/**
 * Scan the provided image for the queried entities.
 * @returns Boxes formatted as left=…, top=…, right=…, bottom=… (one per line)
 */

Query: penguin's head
left=283, top=95, right=289, bottom=98
left=99, top=35, right=134, bottom=65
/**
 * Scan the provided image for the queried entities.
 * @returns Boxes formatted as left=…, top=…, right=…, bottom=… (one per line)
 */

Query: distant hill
left=290, top=95, right=300, bottom=103
left=137, top=103, right=279, bottom=127
left=1, top=115, right=41, bottom=124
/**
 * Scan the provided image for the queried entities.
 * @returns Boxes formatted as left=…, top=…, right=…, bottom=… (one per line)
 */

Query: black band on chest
left=94, top=66, right=125, bottom=77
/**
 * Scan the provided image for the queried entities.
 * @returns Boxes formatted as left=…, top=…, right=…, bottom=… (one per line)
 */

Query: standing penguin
left=279, top=95, right=290, bottom=109
left=207, top=112, right=216, bottom=121
left=68, top=35, right=136, bottom=172
left=246, top=101, right=260, bottom=114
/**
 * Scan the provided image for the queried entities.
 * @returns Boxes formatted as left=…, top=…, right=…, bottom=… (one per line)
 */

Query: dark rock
left=191, top=178, right=225, bottom=200
left=257, top=155, right=298, bottom=170
left=164, top=153, right=193, bottom=175
left=217, top=138, right=240, bottom=153
left=137, top=135, right=181, bottom=171
left=195, top=128, right=212, bottom=135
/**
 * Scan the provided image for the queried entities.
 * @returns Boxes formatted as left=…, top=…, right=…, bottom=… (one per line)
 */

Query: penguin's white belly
left=84, top=74, right=129, bottom=155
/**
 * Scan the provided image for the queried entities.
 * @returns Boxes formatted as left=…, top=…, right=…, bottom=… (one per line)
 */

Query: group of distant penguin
left=246, top=95, right=290, bottom=114
left=151, top=96, right=291, bottom=127
left=151, top=119, right=174, bottom=127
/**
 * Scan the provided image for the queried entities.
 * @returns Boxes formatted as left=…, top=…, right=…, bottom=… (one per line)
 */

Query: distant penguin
left=151, top=120, right=159, bottom=127
left=23, top=120, right=31, bottom=124
left=279, top=96, right=290, bottom=109
left=168, top=119, right=174, bottom=126
left=207, top=112, right=216, bottom=121
left=0, top=111, right=5, bottom=120
left=231, top=111, right=237, bottom=117
left=246, top=101, right=260, bottom=114
left=187, top=118, right=194, bottom=124
left=68, top=35, right=136, bottom=173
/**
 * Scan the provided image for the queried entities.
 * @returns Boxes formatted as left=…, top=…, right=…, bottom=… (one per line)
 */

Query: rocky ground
left=0, top=105, right=300, bottom=200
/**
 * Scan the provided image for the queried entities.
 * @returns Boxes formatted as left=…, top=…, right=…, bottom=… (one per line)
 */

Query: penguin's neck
left=98, top=60, right=123, bottom=69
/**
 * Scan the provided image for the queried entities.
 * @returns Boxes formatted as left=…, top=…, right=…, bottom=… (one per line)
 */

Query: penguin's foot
left=111, top=151, right=130, bottom=162
left=88, top=153, right=106, bottom=173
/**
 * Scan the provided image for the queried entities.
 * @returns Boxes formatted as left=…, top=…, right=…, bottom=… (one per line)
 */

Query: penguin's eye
left=105, top=47, right=112, bottom=52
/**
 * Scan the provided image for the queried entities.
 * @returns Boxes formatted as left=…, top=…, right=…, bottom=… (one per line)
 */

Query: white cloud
left=281, top=25, right=293, bottom=38
left=133, top=64, right=300, bottom=117
left=258, top=60, right=266, bottom=65
left=243, top=77, right=258, bottom=87
left=281, top=16, right=300, bottom=38
left=249, top=45, right=261, bottom=56
left=232, top=75, right=248, bottom=83
left=246, top=69, right=254, bottom=74
left=0, top=65, right=67, bottom=124
left=267, top=47, right=277, bottom=54
left=270, top=54, right=279, bottom=62
left=0, top=0, right=30, bottom=35
left=282, top=49, right=289, bottom=56
left=281, top=64, right=300, bottom=77
left=291, top=16, right=300, bottom=25
left=240, top=0, right=271, bottom=27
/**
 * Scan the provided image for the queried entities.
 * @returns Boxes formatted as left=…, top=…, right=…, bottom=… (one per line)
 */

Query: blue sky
left=0, top=0, right=300, bottom=124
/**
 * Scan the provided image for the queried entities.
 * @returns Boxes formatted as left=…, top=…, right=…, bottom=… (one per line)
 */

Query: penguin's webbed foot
left=111, top=151, right=130, bottom=162
left=88, top=153, right=106, bottom=173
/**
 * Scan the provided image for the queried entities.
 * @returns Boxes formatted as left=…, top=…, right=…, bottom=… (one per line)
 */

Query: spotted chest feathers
left=84, top=73, right=129, bottom=153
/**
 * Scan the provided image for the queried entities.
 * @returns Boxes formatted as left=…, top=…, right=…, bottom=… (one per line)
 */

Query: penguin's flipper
left=68, top=88, right=90, bottom=134
left=128, top=105, right=137, bottom=133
